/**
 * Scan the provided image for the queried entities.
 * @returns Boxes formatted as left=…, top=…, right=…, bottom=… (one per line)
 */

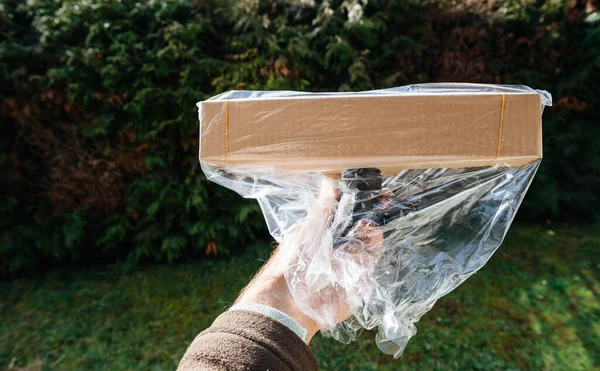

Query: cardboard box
left=199, top=92, right=542, bottom=174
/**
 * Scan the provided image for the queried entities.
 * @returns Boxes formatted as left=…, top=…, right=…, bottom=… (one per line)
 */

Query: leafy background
left=1, top=0, right=599, bottom=275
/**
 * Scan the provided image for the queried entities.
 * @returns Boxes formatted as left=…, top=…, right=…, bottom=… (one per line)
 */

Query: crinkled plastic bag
left=199, top=84, right=551, bottom=358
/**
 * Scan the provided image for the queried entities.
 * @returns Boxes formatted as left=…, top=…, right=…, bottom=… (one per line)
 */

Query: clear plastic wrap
left=198, top=84, right=551, bottom=358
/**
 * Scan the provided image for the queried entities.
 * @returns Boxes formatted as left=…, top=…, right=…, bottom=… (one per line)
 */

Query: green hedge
left=1, top=0, right=599, bottom=275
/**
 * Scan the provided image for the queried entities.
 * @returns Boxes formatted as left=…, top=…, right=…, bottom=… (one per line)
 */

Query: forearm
left=234, top=247, right=319, bottom=343
left=177, top=247, right=320, bottom=371
left=177, top=310, right=318, bottom=371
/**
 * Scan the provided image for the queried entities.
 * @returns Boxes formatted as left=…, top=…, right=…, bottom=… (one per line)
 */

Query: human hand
left=236, top=177, right=385, bottom=343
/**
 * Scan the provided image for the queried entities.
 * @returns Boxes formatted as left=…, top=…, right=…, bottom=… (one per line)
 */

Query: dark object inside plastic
left=339, top=167, right=401, bottom=240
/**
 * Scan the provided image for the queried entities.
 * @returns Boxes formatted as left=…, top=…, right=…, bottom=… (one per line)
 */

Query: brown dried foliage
left=553, top=96, right=587, bottom=112
left=260, top=59, right=299, bottom=79
left=394, top=0, right=577, bottom=85
left=2, top=91, right=145, bottom=217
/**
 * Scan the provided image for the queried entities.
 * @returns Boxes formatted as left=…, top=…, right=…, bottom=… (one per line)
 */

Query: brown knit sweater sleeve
left=177, top=310, right=319, bottom=371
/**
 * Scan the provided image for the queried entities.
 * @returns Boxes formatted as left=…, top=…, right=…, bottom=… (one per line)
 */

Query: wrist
left=235, top=271, right=319, bottom=343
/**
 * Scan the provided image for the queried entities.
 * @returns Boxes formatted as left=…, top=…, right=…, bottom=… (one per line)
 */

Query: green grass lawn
left=2, top=224, right=599, bottom=370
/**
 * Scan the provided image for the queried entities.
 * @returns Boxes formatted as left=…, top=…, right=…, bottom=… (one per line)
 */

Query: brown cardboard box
left=199, top=92, right=542, bottom=174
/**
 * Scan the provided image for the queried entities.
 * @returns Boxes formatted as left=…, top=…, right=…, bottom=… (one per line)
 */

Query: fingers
left=337, top=218, right=384, bottom=266
left=379, top=187, right=394, bottom=208
left=317, top=177, right=339, bottom=218
left=353, top=219, right=382, bottom=247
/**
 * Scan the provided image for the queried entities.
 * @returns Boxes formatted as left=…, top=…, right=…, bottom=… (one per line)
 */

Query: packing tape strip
left=487, top=93, right=506, bottom=167
left=495, top=93, right=506, bottom=160
left=225, top=100, right=230, bottom=163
